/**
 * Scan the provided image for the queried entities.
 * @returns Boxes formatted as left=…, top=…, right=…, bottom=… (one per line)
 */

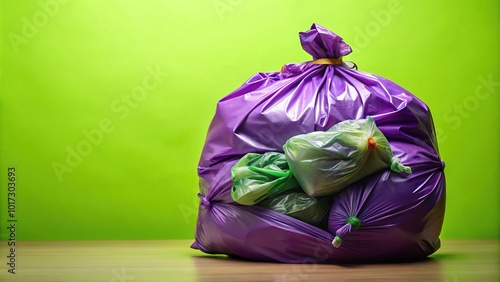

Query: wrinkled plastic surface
left=328, top=143, right=445, bottom=255
left=193, top=23, right=445, bottom=263
left=258, top=190, right=332, bottom=227
left=231, top=152, right=299, bottom=205
left=284, top=116, right=411, bottom=197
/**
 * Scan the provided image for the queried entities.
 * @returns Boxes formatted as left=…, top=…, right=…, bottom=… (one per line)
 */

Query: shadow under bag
left=192, top=23, right=445, bottom=263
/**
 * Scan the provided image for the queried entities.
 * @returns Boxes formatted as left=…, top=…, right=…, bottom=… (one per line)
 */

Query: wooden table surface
left=0, top=239, right=498, bottom=282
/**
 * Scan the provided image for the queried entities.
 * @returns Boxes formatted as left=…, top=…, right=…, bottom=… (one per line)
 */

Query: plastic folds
left=231, top=152, right=299, bottom=205
left=258, top=190, right=332, bottom=227
left=284, top=116, right=411, bottom=197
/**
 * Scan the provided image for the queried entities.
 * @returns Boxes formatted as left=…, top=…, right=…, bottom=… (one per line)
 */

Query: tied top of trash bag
left=299, top=23, right=353, bottom=60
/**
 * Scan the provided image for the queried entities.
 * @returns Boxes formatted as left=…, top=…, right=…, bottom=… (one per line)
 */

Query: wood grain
left=0, top=239, right=498, bottom=282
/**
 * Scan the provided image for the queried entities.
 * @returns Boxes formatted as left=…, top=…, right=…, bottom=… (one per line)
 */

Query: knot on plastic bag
left=367, top=137, right=377, bottom=150
left=299, top=23, right=352, bottom=60
left=198, top=193, right=211, bottom=209
left=390, top=157, right=412, bottom=174
left=309, top=57, right=359, bottom=70
left=201, top=198, right=211, bottom=209
left=332, top=216, right=361, bottom=248
left=311, top=57, right=343, bottom=65
left=441, top=160, right=446, bottom=170
left=346, top=216, right=361, bottom=230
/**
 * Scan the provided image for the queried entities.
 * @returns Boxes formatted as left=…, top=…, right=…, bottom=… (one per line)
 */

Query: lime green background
left=0, top=0, right=498, bottom=241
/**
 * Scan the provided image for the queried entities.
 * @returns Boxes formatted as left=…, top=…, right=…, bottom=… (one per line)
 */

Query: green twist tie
left=332, top=236, right=343, bottom=248
left=345, top=216, right=361, bottom=230
left=390, top=157, right=412, bottom=174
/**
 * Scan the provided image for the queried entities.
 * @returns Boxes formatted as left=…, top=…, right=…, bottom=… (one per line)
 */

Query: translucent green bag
left=258, top=190, right=332, bottom=227
left=231, top=152, right=300, bottom=205
left=283, top=116, right=411, bottom=197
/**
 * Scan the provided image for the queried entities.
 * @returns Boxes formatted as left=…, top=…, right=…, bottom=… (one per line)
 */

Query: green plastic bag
left=231, top=152, right=300, bottom=205
left=258, top=190, right=332, bottom=227
left=283, top=116, right=411, bottom=197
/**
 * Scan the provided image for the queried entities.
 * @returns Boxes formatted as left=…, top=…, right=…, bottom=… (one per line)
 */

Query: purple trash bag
left=192, top=23, right=445, bottom=263
left=328, top=141, right=445, bottom=262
